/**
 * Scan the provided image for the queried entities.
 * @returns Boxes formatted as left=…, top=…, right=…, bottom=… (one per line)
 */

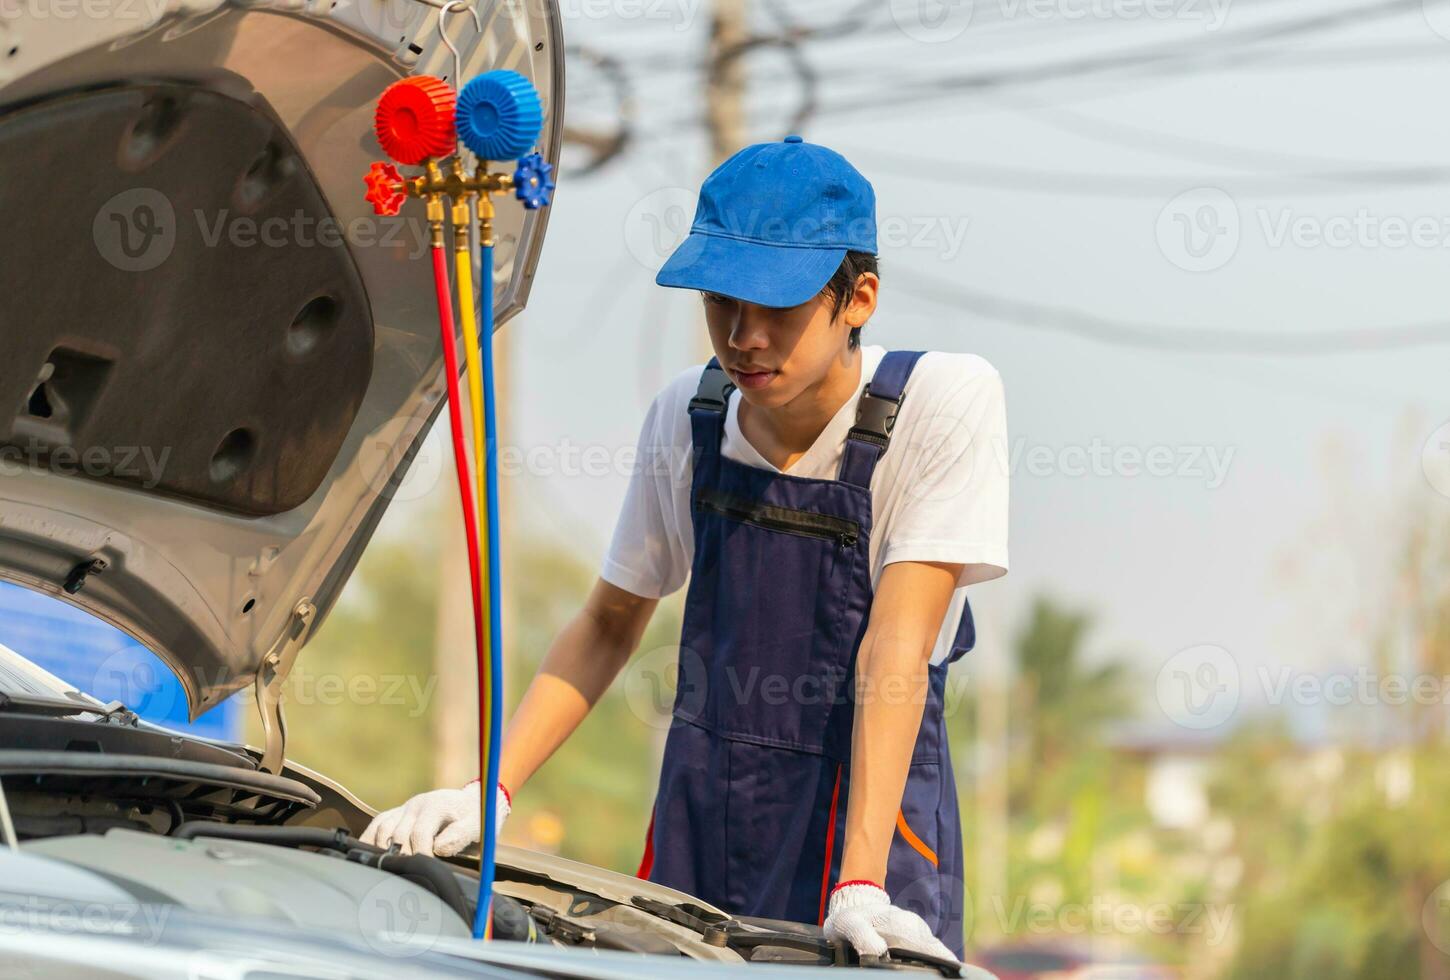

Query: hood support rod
left=255, top=598, right=316, bottom=774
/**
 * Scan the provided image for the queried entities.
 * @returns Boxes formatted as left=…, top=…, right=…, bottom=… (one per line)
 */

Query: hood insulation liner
left=0, top=82, right=373, bottom=517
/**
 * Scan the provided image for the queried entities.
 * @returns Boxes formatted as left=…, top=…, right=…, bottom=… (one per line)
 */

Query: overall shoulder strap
left=838, top=350, right=926, bottom=489
left=687, top=357, right=734, bottom=460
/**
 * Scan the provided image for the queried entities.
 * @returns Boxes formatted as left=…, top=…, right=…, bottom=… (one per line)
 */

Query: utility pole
left=434, top=468, right=477, bottom=787
left=975, top=609, right=1009, bottom=943
left=706, top=0, right=750, bottom=168
left=697, top=0, right=749, bottom=368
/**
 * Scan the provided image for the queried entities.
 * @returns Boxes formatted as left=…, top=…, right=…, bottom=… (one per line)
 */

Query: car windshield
left=0, top=581, right=238, bottom=738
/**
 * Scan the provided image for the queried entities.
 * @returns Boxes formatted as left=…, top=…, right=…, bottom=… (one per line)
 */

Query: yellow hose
left=455, top=245, right=493, bottom=883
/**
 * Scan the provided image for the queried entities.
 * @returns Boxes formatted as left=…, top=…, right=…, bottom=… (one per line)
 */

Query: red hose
left=430, top=244, right=487, bottom=716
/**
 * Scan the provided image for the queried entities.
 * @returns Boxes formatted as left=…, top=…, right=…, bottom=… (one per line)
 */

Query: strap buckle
left=847, top=384, right=901, bottom=449
left=689, top=365, right=736, bottom=414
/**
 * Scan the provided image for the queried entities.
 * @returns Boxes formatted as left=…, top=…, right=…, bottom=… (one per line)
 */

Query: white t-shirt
left=600, top=345, right=1009, bottom=666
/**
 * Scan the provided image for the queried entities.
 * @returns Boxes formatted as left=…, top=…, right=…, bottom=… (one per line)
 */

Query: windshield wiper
left=0, top=691, right=137, bottom=726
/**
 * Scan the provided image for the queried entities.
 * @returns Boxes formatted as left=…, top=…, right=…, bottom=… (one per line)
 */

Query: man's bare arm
left=498, top=578, right=658, bottom=792
left=837, top=560, right=961, bottom=886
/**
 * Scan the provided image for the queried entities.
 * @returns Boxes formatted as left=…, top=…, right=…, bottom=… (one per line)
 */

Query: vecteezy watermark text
left=621, top=186, right=972, bottom=272
left=621, top=644, right=975, bottom=730
left=94, top=191, right=444, bottom=272
left=993, top=436, right=1236, bottom=488
left=194, top=210, right=435, bottom=259
left=0, top=897, right=172, bottom=944
left=0, top=439, right=171, bottom=489
left=1156, top=644, right=1450, bottom=731
left=1157, top=188, right=1450, bottom=272
left=887, top=0, right=1231, bottom=43
left=0, top=0, right=166, bottom=22
left=989, top=895, right=1235, bottom=945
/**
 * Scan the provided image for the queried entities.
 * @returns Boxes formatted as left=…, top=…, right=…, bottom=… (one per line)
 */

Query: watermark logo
left=92, top=646, right=179, bottom=720
left=1157, top=194, right=1450, bottom=266
left=1423, top=0, right=1450, bottom=42
left=889, top=0, right=976, bottom=42
left=94, top=191, right=440, bottom=268
left=622, top=644, right=707, bottom=729
left=358, top=0, right=418, bottom=39
left=900, top=408, right=984, bottom=506
left=623, top=186, right=697, bottom=272
left=1156, top=187, right=1240, bottom=272
left=1421, top=421, right=1450, bottom=499
left=357, top=876, right=446, bottom=957
left=1424, top=879, right=1450, bottom=955
left=93, top=188, right=175, bottom=272
left=1156, top=644, right=1239, bottom=730
left=896, top=872, right=974, bottom=945
left=358, top=409, right=447, bottom=504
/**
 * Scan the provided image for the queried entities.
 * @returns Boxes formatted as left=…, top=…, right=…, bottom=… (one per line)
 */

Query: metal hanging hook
left=437, top=0, right=481, bottom=86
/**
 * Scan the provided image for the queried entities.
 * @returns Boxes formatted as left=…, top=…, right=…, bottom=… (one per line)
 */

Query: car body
left=974, top=941, right=1176, bottom=980
left=0, top=0, right=998, bottom=976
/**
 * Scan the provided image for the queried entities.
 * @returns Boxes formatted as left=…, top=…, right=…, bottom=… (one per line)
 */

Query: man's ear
left=844, top=272, right=879, bottom=330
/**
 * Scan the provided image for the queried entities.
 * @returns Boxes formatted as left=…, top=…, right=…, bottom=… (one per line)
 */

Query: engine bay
left=0, top=704, right=966, bottom=976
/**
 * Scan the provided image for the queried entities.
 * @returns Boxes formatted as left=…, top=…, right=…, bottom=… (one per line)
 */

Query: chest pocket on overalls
left=678, top=480, right=868, bottom=756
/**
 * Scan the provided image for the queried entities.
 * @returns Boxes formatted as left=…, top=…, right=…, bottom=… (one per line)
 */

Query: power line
left=895, top=266, right=1450, bottom=355
left=561, top=45, right=635, bottom=176
left=769, top=0, right=1436, bottom=116
left=614, top=0, right=1443, bottom=154
left=847, top=146, right=1450, bottom=198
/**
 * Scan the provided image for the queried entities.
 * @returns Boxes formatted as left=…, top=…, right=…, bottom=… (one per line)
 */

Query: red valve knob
left=363, top=161, right=406, bottom=216
left=374, top=76, right=457, bottom=165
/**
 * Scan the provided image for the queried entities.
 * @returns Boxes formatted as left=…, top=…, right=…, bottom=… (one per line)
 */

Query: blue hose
left=471, top=242, right=504, bottom=939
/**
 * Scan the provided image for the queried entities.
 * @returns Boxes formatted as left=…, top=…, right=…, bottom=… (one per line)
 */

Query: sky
left=371, top=0, right=1450, bottom=734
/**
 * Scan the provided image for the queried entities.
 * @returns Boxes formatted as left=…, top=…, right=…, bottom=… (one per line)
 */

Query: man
left=364, top=136, right=1008, bottom=961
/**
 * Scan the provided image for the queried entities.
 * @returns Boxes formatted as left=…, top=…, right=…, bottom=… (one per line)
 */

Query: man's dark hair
left=824, top=251, right=879, bottom=350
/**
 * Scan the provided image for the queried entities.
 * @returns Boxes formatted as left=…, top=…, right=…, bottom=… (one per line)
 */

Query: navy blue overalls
left=636, top=351, right=974, bottom=958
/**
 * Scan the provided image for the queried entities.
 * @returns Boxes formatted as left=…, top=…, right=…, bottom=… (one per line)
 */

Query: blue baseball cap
left=655, top=135, right=877, bottom=308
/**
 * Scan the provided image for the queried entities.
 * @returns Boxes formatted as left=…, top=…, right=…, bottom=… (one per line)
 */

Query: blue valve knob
left=512, top=153, right=555, bottom=210
left=456, top=70, right=544, bottom=162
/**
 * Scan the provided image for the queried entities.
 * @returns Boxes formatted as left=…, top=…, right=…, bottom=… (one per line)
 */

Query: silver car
left=0, top=0, right=994, bottom=975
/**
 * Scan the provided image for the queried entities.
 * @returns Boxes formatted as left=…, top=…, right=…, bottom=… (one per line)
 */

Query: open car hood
left=0, top=0, right=563, bottom=759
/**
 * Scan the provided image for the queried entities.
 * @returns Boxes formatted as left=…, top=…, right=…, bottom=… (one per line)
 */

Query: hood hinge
left=255, top=598, right=316, bottom=775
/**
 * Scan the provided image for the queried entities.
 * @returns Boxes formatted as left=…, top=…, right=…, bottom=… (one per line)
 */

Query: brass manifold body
left=397, top=158, right=516, bottom=250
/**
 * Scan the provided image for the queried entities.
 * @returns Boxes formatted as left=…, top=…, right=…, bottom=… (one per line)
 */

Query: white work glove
left=361, top=781, right=511, bottom=857
left=823, top=881, right=957, bottom=963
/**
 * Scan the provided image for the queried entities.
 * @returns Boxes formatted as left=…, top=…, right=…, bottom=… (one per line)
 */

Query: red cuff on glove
left=464, top=778, right=512, bottom=807
left=831, top=879, right=883, bottom=895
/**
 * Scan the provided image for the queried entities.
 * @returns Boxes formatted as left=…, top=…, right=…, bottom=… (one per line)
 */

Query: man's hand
left=361, top=782, right=511, bottom=856
left=823, top=882, right=956, bottom=962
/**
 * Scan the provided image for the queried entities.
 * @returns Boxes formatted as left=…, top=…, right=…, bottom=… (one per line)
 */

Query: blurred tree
left=1216, top=496, right=1450, bottom=980
left=501, top=533, right=685, bottom=871
left=245, top=512, right=444, bottom=808
left=1011, top=597, right=1134, bottom=792
left=248, top=505, right=686, bottom=872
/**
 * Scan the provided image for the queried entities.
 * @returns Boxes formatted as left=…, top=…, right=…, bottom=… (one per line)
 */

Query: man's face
left=703, top=274, right=877, bottom=409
